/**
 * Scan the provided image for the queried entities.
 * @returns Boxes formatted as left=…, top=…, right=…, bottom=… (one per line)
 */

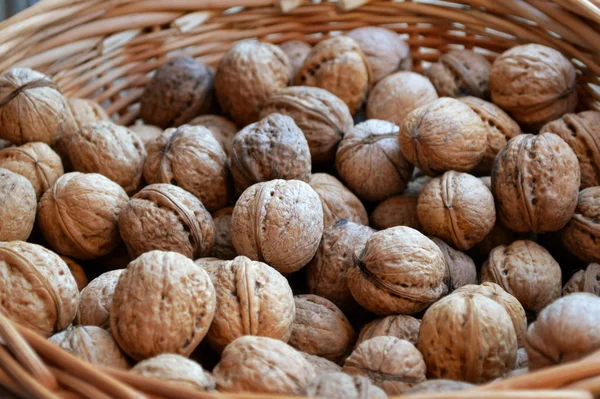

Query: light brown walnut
left=563, top=263, right=600, bottom=297
left=75, top=269, right=123, bottom=329
left=128, top=123, right=163, bottom=146
left=68, top=98, right=108, bottom=127
left=189, top=115, right=238, bottom=157
left=300, top=352, right=343, bottom=374
left=370, top=195, right=420, bottom=231
left=194, top=257, right=227, bottom=275
left=309, top=173, right=368, bottom=228
left=356, top=315, right=421, bottom=347
left=209, top=207, right=236, bottom=260
left=59, top=256, right=88, bottom=291
left=561, top=187, right=600, bottom=263
left=430, top=237, right=477, bottom=294
left=404, top=380, right=474, bottom=394
left=132, top=354, right=215, bottom=391
left=279, top=40, right=312, bottom=80
left=426, top=50, right=491, bottom=99
left=305, top=372, right=387, bottom=399
left=0, top=168, right=36, bottom=241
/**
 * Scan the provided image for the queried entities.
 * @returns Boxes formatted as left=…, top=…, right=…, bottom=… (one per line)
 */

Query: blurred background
left=0, top=0, right=39, bottom=20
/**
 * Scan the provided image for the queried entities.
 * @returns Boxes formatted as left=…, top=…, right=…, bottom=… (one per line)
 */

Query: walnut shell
left=492, top=133, right=580, bottom=233
left=194, top=257, right=227, bottom=275
left=300, top=352, right=343, bottom=374
left=296, top=36, right=371, bottom=115
left=430, top=237, right=477, bottom=294
left=490, top=44, right=577, bottom=129
left=110, top=250, right=216, bottom=361
left=216, top=41, right=291, bottom=126
left=525, top=293, right=600, bottom=369
left=128, top=123, right=163, bottom=146
left=516, top=348, right=529, bottom=370
left=132, top=354, right=215, bottom=391
left=68, top=98, right=108, bottom=127
left=206, top=256, right=295, bottom=352
left=405, top=174, right=433, bottom=196
left=356, top=315, right=421, bottom=347
left=209, top=207, right=236, bottom=260
left=230, top=113, right=311, bottom=194
left=75, top=269, right=123, bottom=329
left=231, top=179, right=323, bottom=274
left=347, top=27, right=412, bottom=84
left=426, top=50, right=491, bottom=99
left=399, top=97, right=488, bottom=176
left=404, top=380, right=475, bottom=394
left=140, top=56, right=215, bottom=128
left=480, top=240, right=562, bottom=313
left=143, top=125, right=230, bottom=212
left=0, top=168, right=36, bottom=241
left=561, top=187, right=600, bottom=263
left=260, top=86, right=353, bottom=163
left=417, top=291, right=517, bottom=383
left=38, top=172, right=128, bottom=260
left=0, top=241, right=79, bottom=337
left=118, top=183, right=215, bottom=260
left=370, top=195, right=420, bottom=231
left=49, top=326, right=130, bottom=369
left=366, top=72, right=438, bottom=126
left=337, top=120, right=413, bottom=202
left=563, top=263, right=600, bottom=296
left=60, top=256, right=88, bottom=291
left=348, top=226, right=445, bottom=315
left=309, top=173, right=368, bottom=228
left=305, top=372, right=387, bottom=399
left=189, top=114, right=238, bottom=157
left=279, top=40, right=312, bottom=80
left=418, top=171, right=496, bottom=250
left=343, top=336, right=426, bottom=395
left=213, top=335, right=316, bottom=394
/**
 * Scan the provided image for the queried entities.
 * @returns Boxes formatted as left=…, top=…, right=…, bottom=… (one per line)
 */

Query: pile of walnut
left=0, top=27, right=599, bottom=398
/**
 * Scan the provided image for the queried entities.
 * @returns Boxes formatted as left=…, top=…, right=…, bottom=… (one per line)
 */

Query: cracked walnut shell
left=309, top=173, right=368, bottom=228
left=189, top=114, right=238, bottom=157
left=75, top=269, right=123, bottom=329
left=430, top=237, right=477, bottom=294
left=356, top=315, right=421, bottom=347
left=132, top=354, right=215, bottom=391
left=563, top=263, right=600, bottom=297
left=0, top=168, right=36, bottom=241
left=425, top=50, right=491, bottom=99
left=561, top=187, right=600, bottom=263
left=209, top=206, right=237, bottom=260
left=305, top=372, right=387, bottom=399
left=370, top=195, right=420, bottom=231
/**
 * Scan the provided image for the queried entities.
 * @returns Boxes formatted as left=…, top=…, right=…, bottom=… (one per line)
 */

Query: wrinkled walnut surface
left=430, top=237, right=477, bottom=294
left=561, top=187, right=600, bottom=263
left=209, top=207, right=237, bottom=260
left=279, top=40, right=312, bottom=79
left=300, top=352, right=342, bottom=374
left=305, top=372, right=387, bottom=399
left=309, top=173, right=368, bottom=228
left=75, top=269, right=123, bottom=329
left=370, top=195, right=420, bottom=231
left=189, top=114, right=238, bottom=157
left=356, top=315, right=421, bottom=347
left=426, top=50, right=491, bottom=99
left=0, top=168, right=36, bottom=241
left=563, top=263, right=600, bottom=297
left=132, top=354, right=215, bottom=391
left=68, top=98, right=108, bottom=128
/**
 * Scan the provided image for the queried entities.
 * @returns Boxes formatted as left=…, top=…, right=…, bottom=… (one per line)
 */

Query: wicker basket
left=1, top=1, right=600, bottom=398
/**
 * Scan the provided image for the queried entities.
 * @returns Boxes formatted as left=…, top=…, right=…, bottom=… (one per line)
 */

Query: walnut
left=194, top=257, right=226, bottom=275
left=459, top=96, right=521, bottom=175
left=490, top=44, right=577, bottom=129
left=492, top=133, right=580, bottom=233
left=561, top=187, right=600, bottom=263
left=296, top=36, right=371, bottom=115
left=68, top=98, right=108, bottom=127
left=417, top=291, right=517, bottom=383
left=118, top=184, right=215, bottom=260
left=370, top=195, right=420, bottom=231
left=348, top=226, right=445, bottom=315
left=0, top=168, right=36, bottom=241
left=0, top=241, right=79, bottom=337
left=230, top=179, right=323, bottom=274
left=49, top=326, right=130, bottom=369
left=60, top=256, right=88, bottom=291
left=337, top=120, right=413, bottom=202
left=189, top=114, right=238, bottom=157
left=38, top=172, right=128, bottom=260
left=110, top=250, right=216, bottom=360
left=140, top=56, right=215, bottom=128
left=213, top=335, right=316, bottom=394
left=0, top=68, right=76, bottom=145
left=300, top=352, right=342, bottom=374
left=366, top=72, right=438, bottom=126
left=209, top=207, right=236, bottom=260
left=260, top=86, right=353, bottom=163
left=480, top=240, right=562, bottom=313
left=430, top=237, right=477, bottom=294
left=426, top=50, right=491, bottom=99
left=470, top=218, right=523, bottom=262
left=525, top=293, right=600, bottom=369
left=279, top=40, right=312, bottom=80
left=143, top=125, right=230, bottom=212
left=128, top=123, right=163, bottom=146
left=563, top=263, right=600, bottom=296
left=355, top=315, right=420, bottom=347
left=205, top=256, right=295, bottom=352
left=516, top=348, right=529, bottom=369
left=404, top=174, right=433, bottom=196
left=404, top=380, right=475, bottom=394
left=399, top=97, right=488, bottom=175
left=68, top=121, right=146, bottom=195
left=75, top=270, right=123, bottom=329
left=0, top=142, right=64, bottom=200
left=132, top=354, right=215, bottom=391
left=306, top=220, right=374, bottom=313
left=309, top=173, right=368, bottom=228
left=417, top=171, right=495, bottom=250
left=216, top=41, right=291, bottom=126
left=343, top=336, right=426, bottom=395
left=305, top=372, right=387, bottom=399
left=348, top=27, right=411, bottom=84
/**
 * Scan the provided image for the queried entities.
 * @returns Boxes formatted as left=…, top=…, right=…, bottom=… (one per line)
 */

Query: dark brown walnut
left=128, top=123, right=163, bottom=147
left=480, top=240, right=562, bottom=313
left=230, top=113, right=311, bottom=194
left=75, top=270, right=123, bottom=329
left=209, top=207, right=236, bottom=260
left=296, top=36, right=371, bottom=115
left=418, top=291, right=517, bottom=383
left=337, top=120, right=413, bottom=202
left=279, top=40, right=312, bottom=80
left=430, top=237, right=477, bottom=294
left=426, top=50, right=491, bottom=99
left=343, top=336, right=426, bottom=395
left=0, top=142, right=64, bottom=200
left=0, top=168, right=36, bottom=241
left=348, top=27, right=412, bottom=84
left=563, top=263, right=600, bottom=296
left=418, top=171, right=496, bottom=250
left=213, top=336, right=316, bottom=394
left=526, top=293, right=600, bottom=370
left=459, top=96, right=521, bottom=175
left=306, top=220, right=375, bottom=313
left=230, top=179, right=323, bottom=274
left=399, top=97, right=488, bottom=176
left=206, top=256, right=295, bottom=352
left=309, top=173, right=368, bottom=228
left=84, top=245, right=131, bottom=274
left=370, top=195, right=420, bottom=231
left=366, top=72, right=438, bottom=126
left=118, top=183, right=215, bottom=260
left=289, top=295, right=356, bottom=363
left=490, top=44, right=577, bottom=129
left=404, top=380, right=475, bottom=394
left=111, top=251, right=216, bottom=361
left=470, top=219, right=523, bottom=262
left=144, top=125, right=230, bottom=212
left=216, top=41, right=292, bottom=126
left=0, top=68, right=77, bottom=146
left=68, top=98, right=108, bottom=127
left=60, top=256, right=88, bottom=291
left=189, top=114, right=238, bottom=157
left=0, top=241, right=79, bottom=337
left=348, top=226, right=446, bottom=315
left=356, top=315, right=421, bottom=347
left=38, top=172, right=128, bottom=260
left=140, top=56, right=215, bottom=128
left=132, top=354, right=215, bottom=391
left=305, top=372, right=387, bottom=399
left=563, top=187, right=600, bottom=264
left=300, top=352, right=343, bottom=374
left=260, top=86, right=353, bottom=163
left=516, top=348, right=529, bottom=369
left=49, top=326, right=130, bottom=369
left=492, top=133, right=580, bottom=233
left=68, top=121, right=146, bottom=195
